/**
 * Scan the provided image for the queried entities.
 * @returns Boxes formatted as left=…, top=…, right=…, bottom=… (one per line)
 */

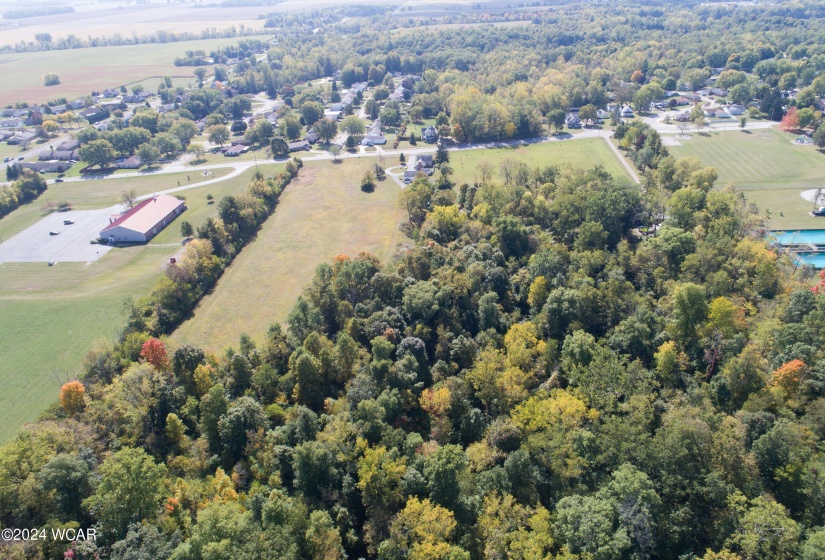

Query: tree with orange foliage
left=770, top=359, right=806, bottom=397
left=140, top=337, right=170, bottom=371
left=781, top=106, right=799, bottom=132
left=59, top=380, right=86, bottom=414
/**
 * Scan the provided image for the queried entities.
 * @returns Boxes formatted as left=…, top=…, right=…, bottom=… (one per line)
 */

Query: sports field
left=448, top=137, right=633, bottom=185
left=0, top=37, right=270, bottom=106
left=670, top=128, right=825, bottom=230
left=171, top=157, right=409, bottom=352
left=0, top=167, right=249, bottom=442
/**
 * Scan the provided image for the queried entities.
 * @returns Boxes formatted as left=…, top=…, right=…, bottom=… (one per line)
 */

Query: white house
left=100, top=194, right=186, bottom=243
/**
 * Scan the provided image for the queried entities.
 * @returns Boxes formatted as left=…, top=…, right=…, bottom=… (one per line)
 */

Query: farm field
left=448, top=136, right=633, bottom=185
left=171, top=156, right=409, bottom=352
left=0, top=3, right=269, bottom=52
left=0, top=36, right=271, bottom=106
left=669, top=128, right=825, bottom=230
left=0, top=166, right=249, bottom=442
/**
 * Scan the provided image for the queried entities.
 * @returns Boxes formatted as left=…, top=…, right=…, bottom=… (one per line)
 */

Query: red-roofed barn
left=100, top=194, right=186, bottom=243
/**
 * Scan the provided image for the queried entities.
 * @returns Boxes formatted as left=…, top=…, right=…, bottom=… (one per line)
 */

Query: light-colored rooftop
left=101, top=194, right=184, bottom=235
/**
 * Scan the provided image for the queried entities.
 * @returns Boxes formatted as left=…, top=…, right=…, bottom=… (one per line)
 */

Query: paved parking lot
left=0, top=206, right=118, bottom=263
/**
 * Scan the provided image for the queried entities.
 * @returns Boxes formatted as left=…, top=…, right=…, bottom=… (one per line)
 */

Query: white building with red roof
left=100, top=194, right=186, bottom=243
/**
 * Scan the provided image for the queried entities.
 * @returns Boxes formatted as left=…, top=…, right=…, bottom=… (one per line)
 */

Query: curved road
left=39, top=119, right=779, bottom=197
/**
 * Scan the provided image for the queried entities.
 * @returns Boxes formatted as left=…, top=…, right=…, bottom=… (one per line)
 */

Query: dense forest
left=4, top=2, right=825, bottom=559
left=3, top=161, right=825, bottom=559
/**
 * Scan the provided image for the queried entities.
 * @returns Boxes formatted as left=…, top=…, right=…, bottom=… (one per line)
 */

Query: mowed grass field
left=670, top=128, right=825, bottom=230
left=171, top=157, right=409, bottom=352
left=448, top=137, right=633, bottom=185
left=0, top=246, right=168, bottom=443
left=0, top=169, right=232, bottom=243
left=0, top=37, right=270, bottom=106
left=0, top=167, right=250, bottom=442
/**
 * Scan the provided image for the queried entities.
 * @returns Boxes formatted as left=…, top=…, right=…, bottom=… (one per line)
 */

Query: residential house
left=565, top=113, right=581, bottom=128
left=305, top=129, right=319, bottom=144
left=7, top=130, right=37, bottom=144
left=726, top=104, right=747, bottom=116
left=115, top=155, right=142, bottom=169
left=20, top=161, right=72, bottom=173
left=596, top=109, right=611, bottom=120
left=79, top=106, right=109, bottom=124
left=224, top=144, right=251, bottom=157
left=101, top=88, right=119, bottom=98
left=288, top=140, right=310, bottom=152
left=405, top=154, right=434, bottom=182
left=422, top=126, right=438, bottom=143
left=50, top=104, right=68, bottom=115
left=0, top=118, right=25, bottom=129
left=674, top=111, right=691, bottom=122
left=620, top=105, right=634, bottom=118
left=68, top=99, right=85, bottom=110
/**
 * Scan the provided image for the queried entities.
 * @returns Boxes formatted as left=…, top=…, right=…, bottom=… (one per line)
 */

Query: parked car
left=63, top=220, right=74, bottom=225
left=49, top=231, right=59, bottom=236
left=3, top=157, right=9, bottom=162
left=55, top=178, right=64, bottom=183
left=17, top=156, right=24, bottom=160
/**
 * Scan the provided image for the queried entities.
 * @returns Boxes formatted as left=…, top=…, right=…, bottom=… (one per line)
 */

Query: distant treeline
left=2, top=5, right=74, bottom=19
left=221, top=0, right=285, bottom=6
left=0, top=26, right=265, bottom=53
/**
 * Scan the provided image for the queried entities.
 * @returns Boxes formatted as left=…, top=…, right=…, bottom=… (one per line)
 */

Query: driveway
left=0, top=207, right=116, bottom=263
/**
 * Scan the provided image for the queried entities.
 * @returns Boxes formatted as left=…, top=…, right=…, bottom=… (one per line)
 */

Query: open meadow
left=670, top=128, right=825, bottom=230
left=448, top=136, right=633, bottom=185
left=171, top=156, right=409, bottom=353
left=0, top=167, right=251, bottom=442
left=0, top=36, right=271, bottom=106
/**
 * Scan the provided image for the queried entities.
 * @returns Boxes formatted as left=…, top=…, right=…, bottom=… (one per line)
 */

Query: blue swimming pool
left=773, top=230, right=825, bottom=245
left=795, top=253, right=825, bottom=268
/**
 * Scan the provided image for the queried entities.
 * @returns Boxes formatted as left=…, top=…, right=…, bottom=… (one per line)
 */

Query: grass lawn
left=171, top=157, right=409, bottom=353
left=150, top=167, right=269, bottom=245
left=0, top=166, right=248, bottom=442
left=0, top=245, right=173, bottom=443
left=0, top=169, right=233, bottom=242
left=742, top=189, right=825, bottom=231
left=669, top=128, right=825, bottom=230
left=669, top=128, right=825, bottom=190
left=449, top=137, right=633, bottom=185
left=0, top=37, right=270, bottom=106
